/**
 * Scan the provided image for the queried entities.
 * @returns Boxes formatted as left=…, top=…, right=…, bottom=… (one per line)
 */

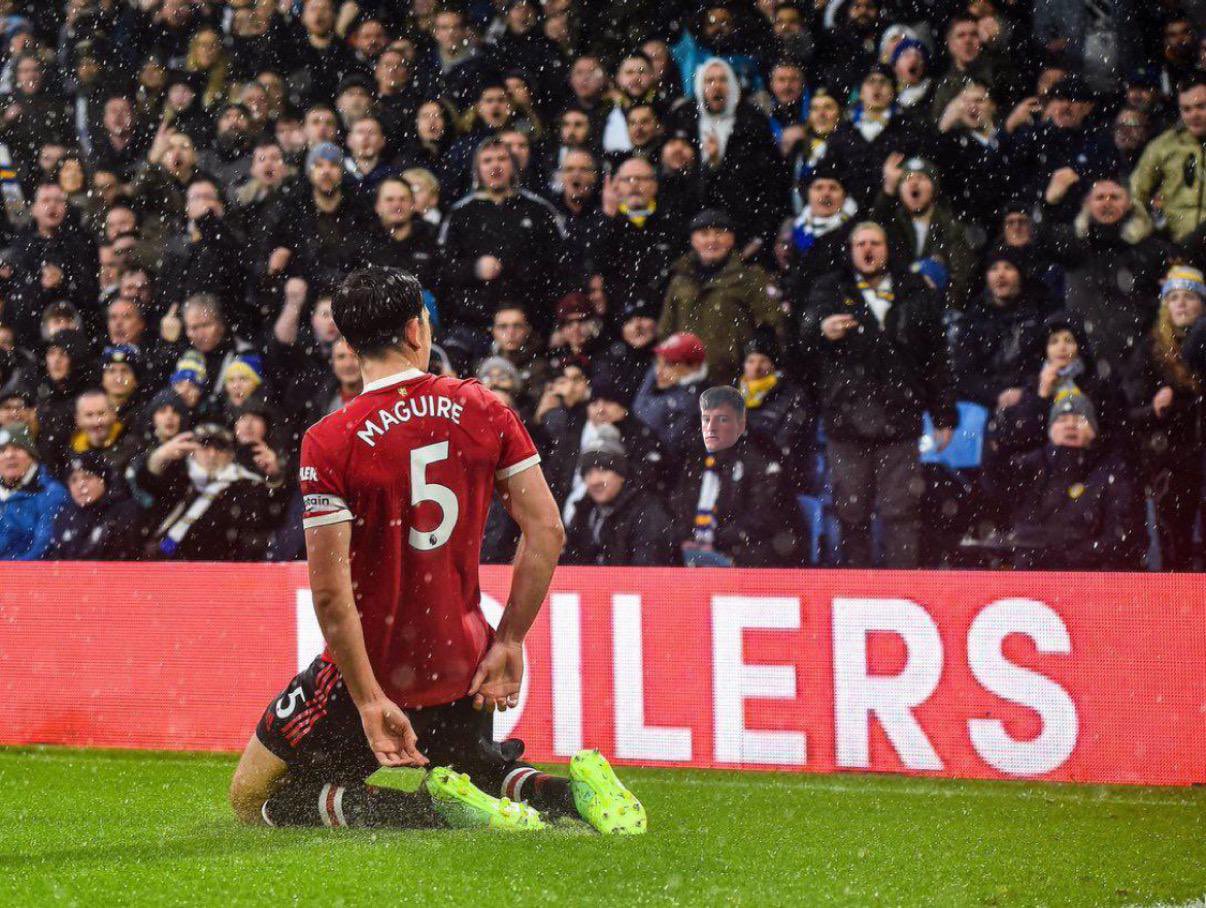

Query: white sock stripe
left=260, top=802, right=275, bottom=827
left=318, top=783, right=333, bottom=827
left=503, top=767, right=538, bottom=801
left=333, top=786, right=346, bottom=828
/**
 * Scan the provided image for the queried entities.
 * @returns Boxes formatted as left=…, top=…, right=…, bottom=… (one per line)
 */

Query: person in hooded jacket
left=562, top=440, right=676, bottom=568
left=671, top=57, right=789, bottom=259
left=780, top=159, right=858, bottom=340
left=0, top=422, right=68, bottom=560
left=950, top=247, right=1050, bottom=410
left=738, top=329, right=817, bottom=494
left=1044, top=176, right=1172, bottom=378
left=987, top=312, right=1130, bottom=474
left=48, top=451, right=144, bottom=560
left=1123, top=267, right=1205, bottom=570
left=34, top=329, right=96, bottom=468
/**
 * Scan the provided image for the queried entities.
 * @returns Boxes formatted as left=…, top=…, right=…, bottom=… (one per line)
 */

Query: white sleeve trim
left=495, top=453, right=541, bottom=480
left=303, top=509, right=354, bottom=529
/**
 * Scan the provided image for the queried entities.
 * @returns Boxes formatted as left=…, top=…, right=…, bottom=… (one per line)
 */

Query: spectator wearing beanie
left=259, top=142, right=375, bottom=293
left=532, top=360, right=592, bottom=505
left=659, top=209, right=781, bottom=386
left=0, top=422, right=68, bottom=560
left=1003, top=74, right=1122, bottom=220
left=34, top=329, right=95, bottom=467
left=100, top=343, right=145, bottom=425
left=990, top=392, right=1144, bottom=571
left=739, top=329, right=817, bottom=494
left=672, top=385, right=807, bottom=567
left=823, top=65, right=930, bottom=210
left=800, top=221, right=956, bottom=568
left=559, top=373, right=671, bottom=526
left=950, top=247, right=1049, bottom=411
left=781, top=158, right=858, bottom=335
left=988, top=312, right=1129, bottom=482
left=547, top=292, right=603, bottom=374
left=563, top=435, right=676, bottom=568
left=594, top=297, right=660, bottom=407
left=47, top=451, right=144, bottom=561
left=1122, top=267, right=1206, bottom=570
left=872, top=155, right=976, bottom=308
left=632, top=331, right=710, bottom=470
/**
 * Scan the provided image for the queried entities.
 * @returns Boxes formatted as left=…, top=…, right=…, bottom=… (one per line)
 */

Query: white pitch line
left=633, top=774, right=1201, bottom=808
left=5, top=749, right=1200, bottom=808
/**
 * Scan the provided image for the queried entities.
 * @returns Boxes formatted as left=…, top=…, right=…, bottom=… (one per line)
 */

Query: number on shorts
left=275, top=686, right=305, bottom=718
left=409, top=441, right=459, bottom=551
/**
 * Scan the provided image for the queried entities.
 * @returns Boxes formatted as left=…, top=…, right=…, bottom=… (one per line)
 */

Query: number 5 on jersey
left=410, top=441, right=459, bottom=550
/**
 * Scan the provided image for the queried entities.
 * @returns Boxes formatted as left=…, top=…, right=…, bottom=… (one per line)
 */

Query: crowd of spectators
left=0, top=0, right=1204, bottom=571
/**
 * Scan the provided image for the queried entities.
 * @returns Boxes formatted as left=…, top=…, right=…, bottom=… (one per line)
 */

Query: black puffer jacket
left=48, top=489, right=145, bottom=560
left=800, top=268, right=957, bottom=443
left=563, top=484, right=676, bottom=567
left=996, top=444, right=1144, bottom=571
left=950, top=290, right=1049, bottom=408
left=1049, top=212, right=1172, bottom=377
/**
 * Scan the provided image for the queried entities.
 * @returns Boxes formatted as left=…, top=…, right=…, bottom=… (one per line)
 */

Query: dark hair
left=1177, top=74, right=1206, bottom=96
left=946, top=12, right=979, bottom=34
left=332, top=267, right=424, bottom=357
left=700, top=385, right=745, bottom=416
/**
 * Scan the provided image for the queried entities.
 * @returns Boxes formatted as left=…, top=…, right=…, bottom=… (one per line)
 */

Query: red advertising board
left=1, top=564, right=1202, bottom=785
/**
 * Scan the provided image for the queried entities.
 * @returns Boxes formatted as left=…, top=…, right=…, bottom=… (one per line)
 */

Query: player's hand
left=468, top=640, right=523, bottom=713
left=933, top=427, right=954, bottom=451
left=359, top=697, right=428, bottom=767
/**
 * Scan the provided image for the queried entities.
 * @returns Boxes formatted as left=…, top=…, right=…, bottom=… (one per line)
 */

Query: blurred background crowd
left=0, top=0, right=1203, bottom=571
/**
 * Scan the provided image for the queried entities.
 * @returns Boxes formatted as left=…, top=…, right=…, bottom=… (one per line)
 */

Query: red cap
left=654, top=332, right=706, bottom=365
left=555, top=292, right=594, bottom=324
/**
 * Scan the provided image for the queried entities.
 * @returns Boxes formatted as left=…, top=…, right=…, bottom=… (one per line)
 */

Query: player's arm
left=305, top=521, right=427, bottom=767
left=468, top=463, right=565, bottom=711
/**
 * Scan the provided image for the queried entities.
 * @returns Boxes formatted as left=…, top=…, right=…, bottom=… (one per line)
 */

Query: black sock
left=262, top=781, right=444, bottom=829
left=501, top=766, right=576, bottom=817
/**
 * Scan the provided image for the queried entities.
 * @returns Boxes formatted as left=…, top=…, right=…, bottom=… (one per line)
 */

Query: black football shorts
left=255, top=655, right=524, bottom=787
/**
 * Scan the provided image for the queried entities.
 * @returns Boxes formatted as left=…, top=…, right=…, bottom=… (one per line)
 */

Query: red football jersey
left=300, top=367, right=540, bottom=708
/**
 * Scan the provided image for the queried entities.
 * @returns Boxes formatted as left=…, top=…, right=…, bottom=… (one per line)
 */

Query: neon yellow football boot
left=569, top=749, right=647, bottom=835
left=424, top=766, right=547, bottom=831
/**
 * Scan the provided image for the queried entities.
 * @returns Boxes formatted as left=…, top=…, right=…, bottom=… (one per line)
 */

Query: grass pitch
left=5, top=747, right=1203, bottom=906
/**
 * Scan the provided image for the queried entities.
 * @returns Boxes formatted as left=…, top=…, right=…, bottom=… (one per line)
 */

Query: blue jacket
left=0, top=465, right=69, bottom=560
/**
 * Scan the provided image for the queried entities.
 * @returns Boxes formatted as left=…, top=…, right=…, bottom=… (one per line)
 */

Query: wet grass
left=4, top=747, right=1203, bottom=906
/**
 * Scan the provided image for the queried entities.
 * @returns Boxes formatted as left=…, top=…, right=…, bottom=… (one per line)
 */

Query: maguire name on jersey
left=355, top=394, right=466, bottom=447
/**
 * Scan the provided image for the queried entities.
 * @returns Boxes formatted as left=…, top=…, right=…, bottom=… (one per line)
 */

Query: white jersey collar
left=361, top=368, right=427, bottom=394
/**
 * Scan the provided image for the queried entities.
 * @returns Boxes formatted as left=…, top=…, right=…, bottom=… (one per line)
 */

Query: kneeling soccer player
left=228, top=267, right=643, bottom=833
